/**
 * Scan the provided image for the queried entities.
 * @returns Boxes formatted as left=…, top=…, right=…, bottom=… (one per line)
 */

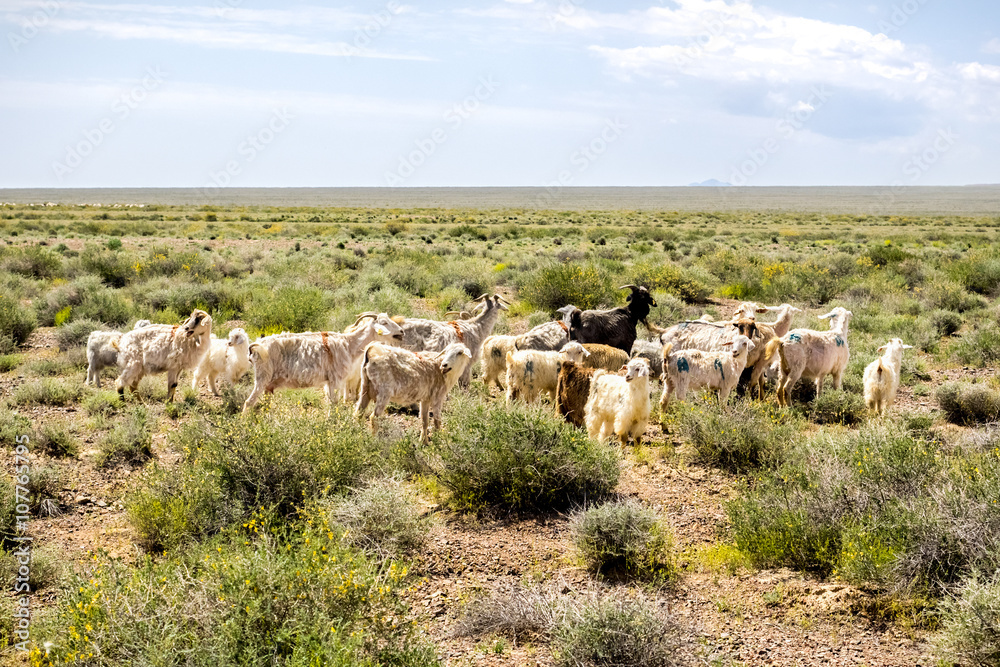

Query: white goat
left=115, top=311, right=213, bottom=402
left=190, top=328, right=251, bottom=395
left=399, top=294, right=509, bottom=388
left=766, top=307, right=853, bottom=407
left=355, top=342, right=472, bottom=444
left=242, top=313, right=404, bottom=412
left=511, top=305, right=577, bottom=351
left=85, top=319, right=151, bottom=388
left=863, top=338, right=913, bottom=415
left=584, top=357, right=652, bottom=446
left=743, top=304, right=804, bottom=398
left=659, top=334, right=756, bottom=409
left=505, top=342, right=590, bottom=403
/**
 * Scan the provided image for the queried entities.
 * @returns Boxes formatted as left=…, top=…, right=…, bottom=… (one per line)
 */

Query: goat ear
left=619, top=364, right=627, bottom=372
left=374, top=324, right=390, bottom=336
left=877, top=345, right=886, bottom=353
left=902, top=344, right=914, bottom=349
left=462, top=348, right=472, bottom=358
left=720, top=341, right=734, bottom=346
left=756, top=308, right=768, bottom=313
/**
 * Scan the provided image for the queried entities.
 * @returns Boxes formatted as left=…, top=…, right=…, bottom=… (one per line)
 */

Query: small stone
left=76, top=495, right=90, bottom=505
left=97, top=500, right=108, bottom=508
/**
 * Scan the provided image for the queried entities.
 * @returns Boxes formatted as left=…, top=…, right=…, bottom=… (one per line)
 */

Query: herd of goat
left=84, top=285, right=913, bottom=445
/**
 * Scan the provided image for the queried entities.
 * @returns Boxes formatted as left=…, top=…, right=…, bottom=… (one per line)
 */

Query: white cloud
left=984, top=37, right=1000, bottom=54
left=2, top=2, right=429, bottom=60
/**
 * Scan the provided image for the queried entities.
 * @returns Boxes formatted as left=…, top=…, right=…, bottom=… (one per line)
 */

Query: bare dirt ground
left=2, top=327, right=959, bottom=666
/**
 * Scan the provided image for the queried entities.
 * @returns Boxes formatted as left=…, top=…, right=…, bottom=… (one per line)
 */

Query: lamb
left=659, top=334, right=756, bottom=409
left=863, top=338, right=913, bottom=415
left=584, top=357, right=652, bottom=446
left=190, top=328, right=251, bottom=395
left=580, top=343, right=630, bottom=373
left=85, top=319, right=151, bottom=388
left=568, top=285, right=658, bottom=353
left=399, top=294, right=508, bottom=388
left=242, top=313, right=404, bottom=412
left=765, top=306, right=853, bottom=407
left=504, top=342, right=590, bottom=404
left=115, top=310, right=213, bottom=402
left=355, top=342, right=472, bottom=444
left=481, top=334, right=516, bottom=391
left=630, top=338, right=663, bottom=379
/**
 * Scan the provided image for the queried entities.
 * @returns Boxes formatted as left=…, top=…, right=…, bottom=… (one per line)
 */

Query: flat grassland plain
left=1, top=187, right=1000, bottom=666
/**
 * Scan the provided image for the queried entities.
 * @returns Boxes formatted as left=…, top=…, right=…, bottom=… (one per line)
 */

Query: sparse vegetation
left=5, top=201, right=1000, bottom=665
left=570, top=500, right=676, bottom=582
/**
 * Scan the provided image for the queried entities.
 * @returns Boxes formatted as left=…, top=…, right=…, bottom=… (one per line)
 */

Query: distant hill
left=688, top=179, right=732, bottom=187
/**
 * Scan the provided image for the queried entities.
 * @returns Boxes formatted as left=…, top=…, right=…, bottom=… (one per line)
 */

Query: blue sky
left=1, top=0, right=998, bottom=188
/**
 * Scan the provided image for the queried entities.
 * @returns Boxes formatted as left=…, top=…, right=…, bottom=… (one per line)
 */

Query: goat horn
left=353, top=312, right=378, bottom=325
left=495, top=295, right=512, bottom=304
left=471, top=293, right=489, bottom=302
left=618, top=284, right=638, bottom=290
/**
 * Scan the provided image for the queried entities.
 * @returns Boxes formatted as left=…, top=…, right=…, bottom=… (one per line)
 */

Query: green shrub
left=729, top=420, right=1000, bottom=593
left=33, top=524, right=438, bottom=667
left=0, top=245, right=62, bottom=279
left=0, top=294, right=37, bottom=350
left=81, top=245, right=135, bottom=287
left=25, top=351, right=85, bottom=377
left=0, top=354, right=22, bottom=373
left=35, top=421, right=79, bottom=458
left=520, top=263, right=616, bottom=312
left=629, top=261, right=713, bottom=303
left=935, top=573, right=1000, bottom=667
left=129, top=407, right=383, bottom=551
left=82, top=389, right=123, bottom=416
left=2, top=546, right=62, bottom=592
left=954, top=323, right=1000, bottom=367
left=97, top=404, right=153, bottom=468
left=27, top=465, right=62, bottom=516
left=570, top=500, right=675, bottom=582
left=429, top=396, right=620, bottom=512
left=54, top=318, right=105, bottom=350
left=937, top=382, right=1000, bottom=425
left=673, top=399, right=798, bottom=473
left=930, top=309, right=963, bottom=337
left=12, top=379, right=82, bottom=407
left=552, top=597, right=682, bottom=667
left=244, top=284, right=328, bottom=335
left=948, top=251, right=1000, bottom=295
left=807, top=389, right=866, bottom=425
left=0, top=406, right=32, bottom=447
left=323, top=476, right=429, bottom=559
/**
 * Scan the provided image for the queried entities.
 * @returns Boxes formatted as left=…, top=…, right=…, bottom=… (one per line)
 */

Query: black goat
left=566, top=285, right=657, bottom=353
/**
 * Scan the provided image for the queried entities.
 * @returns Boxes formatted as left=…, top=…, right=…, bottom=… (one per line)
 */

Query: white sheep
left=85, top=319, right=151, bottom=388
left=242, top=313, right=404, bottom=412
left=863, top=338, right=913, bottom=415
left=115, top=311, right=213, bottom=402
left=659, top=334, right=756, bottom=409
left=584, top=357, right=652, bottom=446
left=190, top=328, right=251, bottom=395
left=504, top=342, right=590, bottom=404
left=765, top=306, right=853, bottom=407
left=355, top=342, right=472, bottom=444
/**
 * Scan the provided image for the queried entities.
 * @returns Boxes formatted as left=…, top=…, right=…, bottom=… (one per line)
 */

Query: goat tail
left=764, top=338, right=782, bottom=364
left=662, top=342, right=673, bottom=357
left=876, top=360, right=885, bottom=377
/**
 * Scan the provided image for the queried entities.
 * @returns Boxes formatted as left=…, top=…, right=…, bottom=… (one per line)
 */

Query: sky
left=1, top=0, right=999, bottom=188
